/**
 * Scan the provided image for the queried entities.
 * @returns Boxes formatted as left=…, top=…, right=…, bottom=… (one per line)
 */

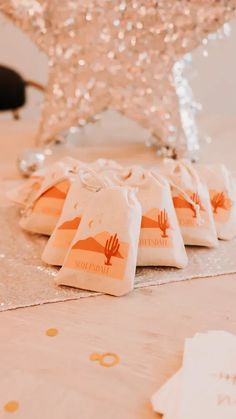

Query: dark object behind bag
left=0, top=65, right=44, bottom=119
left=0, top=65, right=26, bottom=110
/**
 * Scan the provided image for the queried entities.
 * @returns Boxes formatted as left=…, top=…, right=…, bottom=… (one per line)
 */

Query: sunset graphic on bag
left=52, top=216, right=82, bottom=249
left=7, top=174, right=45, bottom=206
left=32, top=179, right=71, bottom=217
left=140, top=208, right=172, bottom=248
left=64, top=231, right=129, bottom=280
left=173, top=192, right=205, bottom=217
left=172, top=190, right=208, bottom=228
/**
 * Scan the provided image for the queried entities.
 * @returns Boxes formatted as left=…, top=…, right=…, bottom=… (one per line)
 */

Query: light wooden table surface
left=1, top=120, right=236, bottom=419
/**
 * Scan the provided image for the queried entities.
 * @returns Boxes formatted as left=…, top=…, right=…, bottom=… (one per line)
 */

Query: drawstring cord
left=178, top=159, right=200, bottom=184
left=22, top=187, right=38, bottom=206
left=78, top=168, right=110, bottom=192
left=168, top=179, right=204, bottom=226
left=115, top=165, right=204, bottom=224
left=21, top=173, right=71, bottom=217
left=22, top=168, right=108, bottom=217
left=159, top=159, right=204, bottom=225
left=22, top=168, right=110, bottom=217
left=113, top=166, right=147, bottom=188
left=21, top=201, right=34, bottom=217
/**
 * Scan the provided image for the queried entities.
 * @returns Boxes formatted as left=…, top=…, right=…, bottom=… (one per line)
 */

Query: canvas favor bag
left=56, top=186, right=142, bottom=296
left=156, top=159, right=218, bottom=247
left=113, top=166, right=188, bottom=268
left=42, top=169, right=110, bottom=266
left=19, top=157, right=85, bottom=235
left=196, top=164, right=236, bottom=240
left=7, top=169, right=45, bottom=206
left=7, top=156, right=82, bottom=206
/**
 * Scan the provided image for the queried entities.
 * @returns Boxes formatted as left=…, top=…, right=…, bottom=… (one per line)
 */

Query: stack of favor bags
left=9, top=157, right=236, bottom=296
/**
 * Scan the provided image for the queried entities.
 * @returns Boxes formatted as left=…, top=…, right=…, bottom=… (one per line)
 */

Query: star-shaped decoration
left=1, top=0, right=236, bottom=157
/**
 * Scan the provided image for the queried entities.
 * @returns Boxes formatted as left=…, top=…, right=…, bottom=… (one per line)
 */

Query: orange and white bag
left=19, top=158, right=85, bottom=235
left=8, top=156, right=82, bottom=207
left=7, top=168, right=45, bottom=206
left=55, top=186, right=142, bottom=296
left=113, top=166, right=188, bottom=268
left=42, top=169, right=110, bottom=266
left=196, top=164, right=236, bottom=240
left=156, top=159, right=218, bottom=247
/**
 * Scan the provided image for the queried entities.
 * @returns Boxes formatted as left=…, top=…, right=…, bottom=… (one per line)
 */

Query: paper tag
left=152, top=331, right=236, bottom=419
left=180, top=332, right=236, bottom=419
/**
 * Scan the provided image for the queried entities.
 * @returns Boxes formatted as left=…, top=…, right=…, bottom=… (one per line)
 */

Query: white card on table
left=180, top=331, right=236, bottom=419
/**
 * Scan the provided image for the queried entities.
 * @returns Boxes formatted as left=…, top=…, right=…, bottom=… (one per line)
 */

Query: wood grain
left=0, top=274, right=236, bottom=418
left=1, top=121, right=236, bottom=418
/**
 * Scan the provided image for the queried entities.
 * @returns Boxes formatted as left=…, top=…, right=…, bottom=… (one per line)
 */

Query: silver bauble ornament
left=17, top=148, right=45, bottom=177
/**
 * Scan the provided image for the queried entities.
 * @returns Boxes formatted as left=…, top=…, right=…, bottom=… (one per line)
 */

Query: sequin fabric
left=1, top=202, right=236, bottom=311
left=1, top=1, right=236, bottom=156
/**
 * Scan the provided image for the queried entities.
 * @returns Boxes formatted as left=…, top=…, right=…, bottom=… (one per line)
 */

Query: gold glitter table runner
left=1, top=198, right=236, bottom=311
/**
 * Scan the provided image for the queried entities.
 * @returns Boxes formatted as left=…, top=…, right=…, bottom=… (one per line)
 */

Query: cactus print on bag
left=64, top=231, right=129, bottom=280
left=173, top=190, right=210, bottom=228
left=210, top=190, right=232, bottom=223
left=139, top=208, right=172, bottom=248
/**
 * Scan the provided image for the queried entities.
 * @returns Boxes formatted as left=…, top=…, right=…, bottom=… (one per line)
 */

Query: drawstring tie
left=22, top=168, right=109, bottom=217
left=78, top=168, right=110, bottom=192
left=168, top=180, right=204, bottom=226
left=113, top=166, right=147, bottom=188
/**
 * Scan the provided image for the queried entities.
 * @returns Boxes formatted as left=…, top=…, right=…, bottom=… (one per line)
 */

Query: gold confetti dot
left=4, top=400, right=19, bottom=413
left=90, top=352, right=100, bottom=361
left=90, top=352, right=120, bottom=367
left=46, top=328, right=58, bottom=337
left=101, top=352, right=120, bottom=367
